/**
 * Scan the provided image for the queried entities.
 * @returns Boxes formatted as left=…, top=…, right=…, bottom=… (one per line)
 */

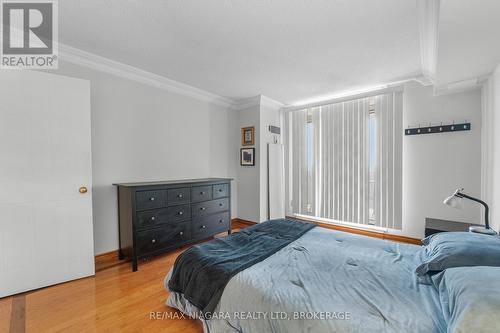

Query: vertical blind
left=284, top=91, right=403, bottom=229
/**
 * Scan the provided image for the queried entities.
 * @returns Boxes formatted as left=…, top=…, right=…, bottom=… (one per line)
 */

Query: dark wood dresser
left=114, top=178, right=232, bottom=271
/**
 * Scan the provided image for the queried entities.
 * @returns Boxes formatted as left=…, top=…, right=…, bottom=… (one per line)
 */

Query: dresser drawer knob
left=151, top=216, right=156, bottom=221
left=178, top=211, right=183, bottom=215
left=178, top=194, right=183, bottom=198
left=202, top=225, right=206, bottom=229
left=219, top=219, right=223, bottom=223
left=219, top=189, right=223, bottom=192
left=200, top=191, right=205, bottom=195
left=219, top=203, right=223, bottom=207
left=151, top=238, right=156, bottom=244
left=179, top=231, right=184, bottom=236
left=200, top=207, right=206, bottom=211
left=149, top=197, right=155, bottom=201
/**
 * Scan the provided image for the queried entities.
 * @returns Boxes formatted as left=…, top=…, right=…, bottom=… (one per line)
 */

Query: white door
left=0, top=70, right=94, bottom=297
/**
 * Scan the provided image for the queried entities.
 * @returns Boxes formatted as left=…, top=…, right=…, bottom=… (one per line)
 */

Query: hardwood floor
left=0, top=221, right=252, bottom=333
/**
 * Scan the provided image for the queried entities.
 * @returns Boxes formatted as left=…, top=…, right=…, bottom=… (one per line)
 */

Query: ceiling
left=436, top=0, right=500, bottom=86
left=60, top=0, right=421, bottom=105
left=59, top=0, right=500, bottom=105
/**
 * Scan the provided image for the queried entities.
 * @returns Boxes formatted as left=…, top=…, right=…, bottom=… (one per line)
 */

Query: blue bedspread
left=168, top=219, right=315, bottom=314
left=167, top=226, right=446, bottom=333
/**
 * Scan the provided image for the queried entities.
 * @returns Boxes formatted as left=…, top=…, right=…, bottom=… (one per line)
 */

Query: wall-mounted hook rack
left=405, top=122, right=471, bottom=136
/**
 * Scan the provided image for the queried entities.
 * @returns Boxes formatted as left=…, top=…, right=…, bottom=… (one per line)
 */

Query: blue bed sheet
left=167, top=226, right=446, bottom=333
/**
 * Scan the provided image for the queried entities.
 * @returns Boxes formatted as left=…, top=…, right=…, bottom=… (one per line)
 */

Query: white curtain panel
left=374, top=92, right=403, bottom=229
left=285, top=91, right=403, bottom=230
left=284, top=109, right=308, bottom=215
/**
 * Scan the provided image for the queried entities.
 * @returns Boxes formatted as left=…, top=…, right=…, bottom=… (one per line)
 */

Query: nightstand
left=425, top=218, right=481, bottom=237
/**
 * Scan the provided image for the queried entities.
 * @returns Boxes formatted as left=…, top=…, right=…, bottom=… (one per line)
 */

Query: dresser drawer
left=136, top=190, right=166, bottom=211
left=136, top=205, right=190, bottom=229
left=167, top=187, right=190, bottom=205
left=136, top=209, right=168, bottom=229
left=165, top=204, right=191, bottom=222
left=191, top=186, right=212, bottom=202
left=191, top=198, right=229, bottom=217
left=192, top=212, right=230, bottom=239
left=136, top=222, right=191, bottom=255
left=213, top=184, right=229, bottom=199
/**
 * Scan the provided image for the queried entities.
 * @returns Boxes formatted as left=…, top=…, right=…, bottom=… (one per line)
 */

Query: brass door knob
left=79, top=186, right=88, bottom=194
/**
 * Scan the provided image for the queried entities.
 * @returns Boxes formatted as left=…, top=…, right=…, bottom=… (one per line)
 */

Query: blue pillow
left=415, top=232, right=500, bottom=276
left=431, top=266, right=500, bottom=332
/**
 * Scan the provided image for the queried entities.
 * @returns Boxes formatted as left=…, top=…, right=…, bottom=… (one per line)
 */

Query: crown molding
left=283, top=86, right=405, bottom=112
left=260, top=95, right=285, bottom=109
left=57, top=45, right=286, bottom=111
left=230, top=95, right=262, bottom=111
left=412, top=74, right=434, bottom=86
left=230, top=95, right=286, bottom=111
left=433, top=77, right=482, bottom=96
left=283, top=73, right=432, bottom=111
left=58, top=44, right=233, bottom=108
left=417, top=0, right=440, bottom=84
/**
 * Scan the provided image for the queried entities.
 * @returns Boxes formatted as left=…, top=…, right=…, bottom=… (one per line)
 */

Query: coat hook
left=405, top=121, right=470, bottom=135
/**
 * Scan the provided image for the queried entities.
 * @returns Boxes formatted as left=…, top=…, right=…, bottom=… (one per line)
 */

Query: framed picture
left=241, top=126, right=255, bottom=146
left=240, top=148, right=255, bottom=166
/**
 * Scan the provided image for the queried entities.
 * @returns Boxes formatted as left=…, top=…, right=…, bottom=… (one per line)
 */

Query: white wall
left=403, top=82, right=482, bottom=238
left=229, top=97, right=282, bottom=223
left=51, top=61, right=232, bottom=255
left=231, top=104, right=261, bottom=222
left=487, top=64, right=500, bottom=232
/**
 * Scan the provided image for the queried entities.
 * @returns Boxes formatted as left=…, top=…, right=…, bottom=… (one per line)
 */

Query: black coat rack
left=405, top=122, right=471, bottom=136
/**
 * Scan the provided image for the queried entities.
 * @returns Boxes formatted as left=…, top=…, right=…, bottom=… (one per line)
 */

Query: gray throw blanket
left=167, top=218, right=315, bottom=314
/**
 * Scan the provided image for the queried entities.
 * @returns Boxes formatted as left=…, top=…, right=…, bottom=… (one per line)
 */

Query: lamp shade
left=443, top=194, right=463, bottom=209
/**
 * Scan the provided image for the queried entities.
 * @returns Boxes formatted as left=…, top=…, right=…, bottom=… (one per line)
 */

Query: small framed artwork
left=241, top=126, right=255, bottom=146
left=240, top=148, right=255, bottom=166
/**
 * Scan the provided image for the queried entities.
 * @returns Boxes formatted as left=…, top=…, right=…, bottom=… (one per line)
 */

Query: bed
left=164, top=219, right=500, bottom=333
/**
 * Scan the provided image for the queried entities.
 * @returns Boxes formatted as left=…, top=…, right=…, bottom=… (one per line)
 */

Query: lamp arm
left=459, top=193, right=490, bottom=229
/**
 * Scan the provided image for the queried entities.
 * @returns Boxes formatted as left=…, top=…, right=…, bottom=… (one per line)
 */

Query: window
left=284, top=91, right=403, bottom=230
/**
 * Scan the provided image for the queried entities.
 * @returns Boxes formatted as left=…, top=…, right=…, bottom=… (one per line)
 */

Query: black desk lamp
left=443, top=188, right=497, bottom=235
